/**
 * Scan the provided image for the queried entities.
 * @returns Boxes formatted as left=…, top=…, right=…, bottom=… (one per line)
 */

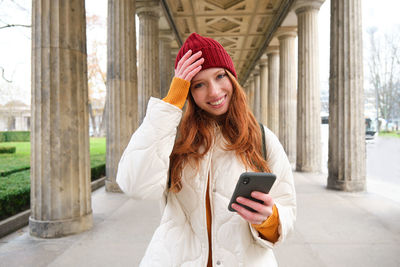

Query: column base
left=296, top=163, right=321, bottom=172
left=105, top=179, right=123, bottom=193
left=327, top=176, right=366, bottom=192
left=29, top=212, right=92, bottom=238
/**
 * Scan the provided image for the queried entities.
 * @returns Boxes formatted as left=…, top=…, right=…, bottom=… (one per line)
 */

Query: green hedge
left=91, top=164, right=105, bottom=181
left=0, top=165, right=106, bottom=221
left=0, top=170, right=30, bottom=221
left=0, top=146, right=16, bottom=154
left=0, top=167, right=30, bottom=177
left=0, top=131, right=30, bottom=142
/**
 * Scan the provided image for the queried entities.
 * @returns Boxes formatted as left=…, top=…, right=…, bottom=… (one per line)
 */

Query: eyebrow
left=191, top=69, right=225, bottom=83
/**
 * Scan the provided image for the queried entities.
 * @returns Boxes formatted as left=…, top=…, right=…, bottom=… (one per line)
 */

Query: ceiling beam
left=240, top=0, right=295, bottom=84
left=160, top=0, right=183, bottom=46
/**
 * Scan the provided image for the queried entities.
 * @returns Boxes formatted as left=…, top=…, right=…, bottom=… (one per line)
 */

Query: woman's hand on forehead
left=175, top=50, right=205, bottom=82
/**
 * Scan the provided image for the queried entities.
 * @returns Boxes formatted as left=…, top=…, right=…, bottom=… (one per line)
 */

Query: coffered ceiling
left=161, top=0, right=296, bottom=83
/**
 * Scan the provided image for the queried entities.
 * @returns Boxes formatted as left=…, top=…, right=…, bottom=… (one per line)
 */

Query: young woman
left=116, top=33, right=296, bottom=267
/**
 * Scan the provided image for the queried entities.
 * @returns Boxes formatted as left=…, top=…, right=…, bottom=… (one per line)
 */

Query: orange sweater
left=163, top=77, right=280, bottom=266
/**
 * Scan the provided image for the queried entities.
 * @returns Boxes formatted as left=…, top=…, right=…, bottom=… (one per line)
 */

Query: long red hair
left=169, top=70, right=271, bottom=192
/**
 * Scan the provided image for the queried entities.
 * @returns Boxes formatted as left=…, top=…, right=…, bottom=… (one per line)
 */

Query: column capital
left=159, top=29, right=173, bottom=41
left=137, top=0, right=159, bottom=7
left=171, top=48, right=179, bottom=54
left=266, top=45, right=279, bottom=55
left=248, top=73, right=254, bottom=81
left=293, top=0, right=325, bottom=14
left=275, top=26, right=298, bottom=40
left=253, top=65, right=260, bottom=76
left=171, top=48, right=179, bottom=61
left=259, top=54, right=268, bottom=67
left=136, top=0, right=160, bottom=17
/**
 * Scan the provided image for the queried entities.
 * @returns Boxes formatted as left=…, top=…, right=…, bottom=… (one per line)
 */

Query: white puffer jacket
left=116, top=98, right=296, bottom=267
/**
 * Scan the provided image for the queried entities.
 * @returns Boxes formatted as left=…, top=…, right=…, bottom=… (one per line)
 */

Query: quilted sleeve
left=116, top=97, right=182, bottom=201
left=249, top=126, right=297, bottom=249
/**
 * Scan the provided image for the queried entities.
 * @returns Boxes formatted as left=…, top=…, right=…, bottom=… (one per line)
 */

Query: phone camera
left=243, top=177, right=250, bottom=184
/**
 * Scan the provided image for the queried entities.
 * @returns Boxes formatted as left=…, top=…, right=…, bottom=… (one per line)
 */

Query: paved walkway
left=1, top=172, right=399, bottom=267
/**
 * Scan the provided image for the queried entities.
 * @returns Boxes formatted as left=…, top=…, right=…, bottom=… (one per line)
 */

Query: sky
left=0, top=0, right=400, bottom=106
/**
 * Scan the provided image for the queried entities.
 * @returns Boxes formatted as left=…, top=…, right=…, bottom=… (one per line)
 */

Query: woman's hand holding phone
left=231, top=192, right=275, bottom=225
left=228, top=172, right=276, bottom=225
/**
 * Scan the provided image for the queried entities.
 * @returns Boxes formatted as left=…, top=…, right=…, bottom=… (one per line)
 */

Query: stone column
left=159, top=30, right=173, bottom=98
left=248, top=74, right=255, bottom=112
left=253, top=67, right=261, bottom=121
left=328, top=0, right=365, bottom=191
left=259, top=55, right=269, bottom=126
left=243, top=81, right=249, bottom=97
left=15, top=117, right=25, bottom=130
left=294, top=0, right=325, bottom=172
left=170, top=48, right=178, bottom=81
left=277, top=28, right=297, bottom=165
left=137, top=0, right=160, bottom=122
left=171, top=48, right=179, bottom=73
left=266, top=46, right=280, bottom=136
left=106, top=0, right=138, bottom=192
left=30, top=0, right=92, bottom=238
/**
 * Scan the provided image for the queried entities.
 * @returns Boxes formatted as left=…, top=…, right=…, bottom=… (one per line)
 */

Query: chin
left=206, top=109, right=228, bottom=118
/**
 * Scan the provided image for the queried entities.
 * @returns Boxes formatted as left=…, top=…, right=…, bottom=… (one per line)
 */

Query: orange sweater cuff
left=162, top=77, right=190, bottom=109
left=252, top=204, right=280, bottom=243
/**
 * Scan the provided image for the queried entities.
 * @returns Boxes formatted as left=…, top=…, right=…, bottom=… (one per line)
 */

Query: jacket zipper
left=204, top=147, right=213, bottom=266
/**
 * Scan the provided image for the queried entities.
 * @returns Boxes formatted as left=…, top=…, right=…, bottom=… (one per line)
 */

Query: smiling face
left=190, top=68, right=233, bottom=117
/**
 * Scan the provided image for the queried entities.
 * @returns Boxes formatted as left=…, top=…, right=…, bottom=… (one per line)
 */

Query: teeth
left=210, top=97, right=224, bottom=106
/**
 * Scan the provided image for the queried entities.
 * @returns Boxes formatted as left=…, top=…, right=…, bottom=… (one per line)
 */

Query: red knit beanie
left=175, top=32, right=237, bottom=78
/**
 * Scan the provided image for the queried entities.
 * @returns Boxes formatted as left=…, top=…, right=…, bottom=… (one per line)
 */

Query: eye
left=192, top=82, right=203, bottom=89
left=216, top=73, right=226, bottom=79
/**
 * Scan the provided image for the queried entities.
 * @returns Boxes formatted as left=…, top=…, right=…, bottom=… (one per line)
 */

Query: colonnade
left=246, top=0, right=364, bottom=189
left=30, top=0, right=365, bottom=238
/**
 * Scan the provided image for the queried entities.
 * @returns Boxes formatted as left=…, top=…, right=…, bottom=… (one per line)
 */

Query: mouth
left=208, top=95, right=226, bottom=107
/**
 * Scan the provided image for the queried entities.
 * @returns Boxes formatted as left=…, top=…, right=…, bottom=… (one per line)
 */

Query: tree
left=0, top=0, right=31, bottom=84
left=0, top=2, right=108, bottom=135
left=367, top=27, right=400, bottom=131
left=0, top=78, right=26, bottom=105
left=86, top=14, right=106, bottom=137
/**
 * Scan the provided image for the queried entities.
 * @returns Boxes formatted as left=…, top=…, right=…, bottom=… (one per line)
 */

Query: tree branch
left=0, top=67, right=12, bottom=83
left=0, top=24, right=31, bottom=30
left=9, top=0, right=29, bottom=12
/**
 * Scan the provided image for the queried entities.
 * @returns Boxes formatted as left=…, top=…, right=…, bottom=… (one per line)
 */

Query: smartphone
left=228, top=172, right=276, bottom=212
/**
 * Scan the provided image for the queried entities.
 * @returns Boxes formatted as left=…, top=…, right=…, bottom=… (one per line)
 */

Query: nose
left=208, top=80, right=220, bottom=97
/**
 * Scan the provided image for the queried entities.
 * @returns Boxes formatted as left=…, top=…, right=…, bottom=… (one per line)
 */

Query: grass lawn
left=0, top=138, right=106, bottom=176
left=88, top=137, right=106, bottom=167
left=0, top=142, right=30, bottom=176
left=378, top=131, right=400, bottom=138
